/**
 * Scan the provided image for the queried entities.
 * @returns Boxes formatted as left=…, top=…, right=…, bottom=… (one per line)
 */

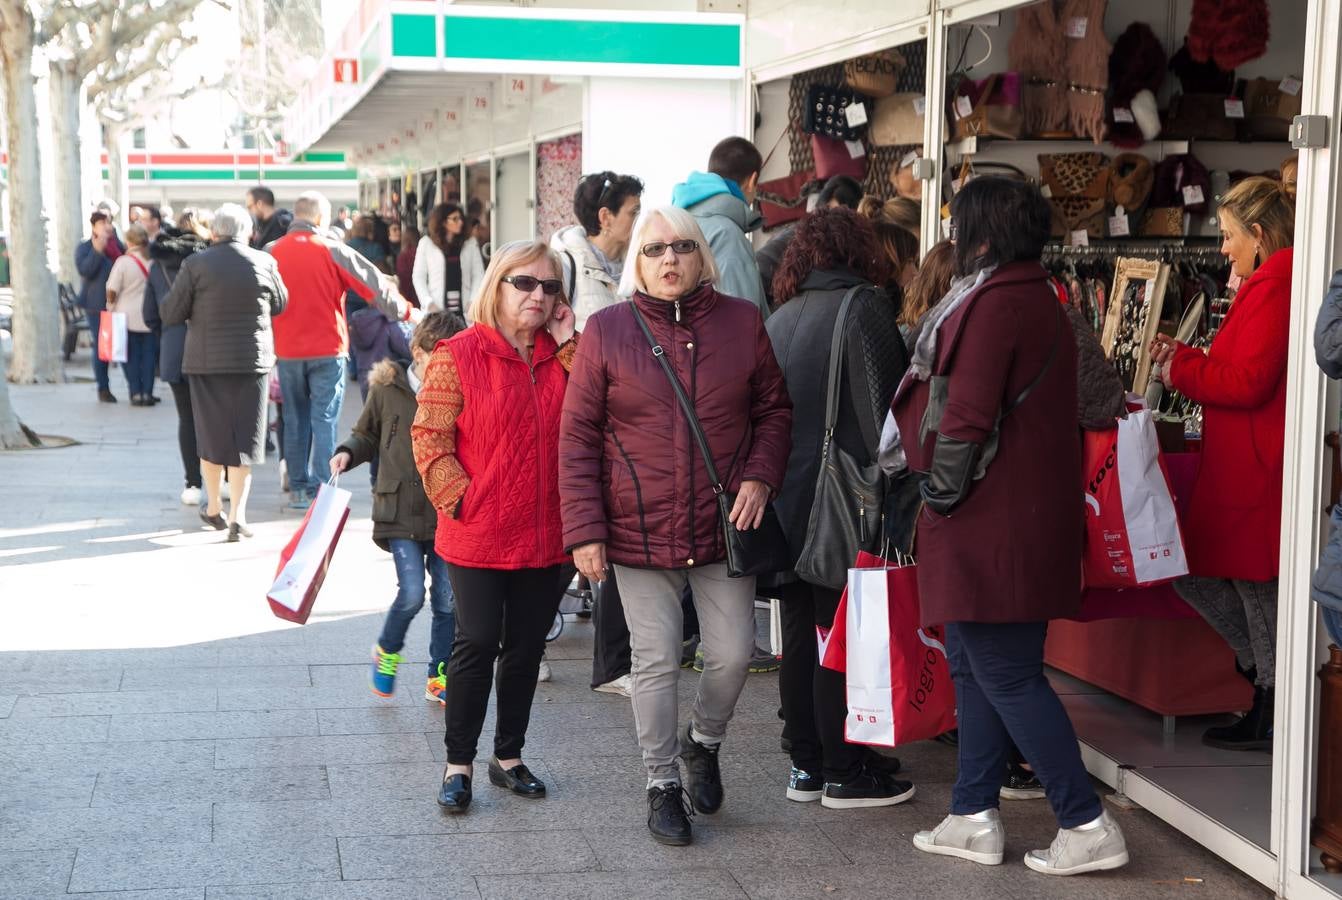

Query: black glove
left=920, top=434, right=982, bottom=515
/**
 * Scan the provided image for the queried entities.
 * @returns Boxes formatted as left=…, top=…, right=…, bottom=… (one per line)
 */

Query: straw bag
left=844, top=50, right=904, bottom=98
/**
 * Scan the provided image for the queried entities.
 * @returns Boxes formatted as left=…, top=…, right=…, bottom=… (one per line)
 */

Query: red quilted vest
left=433, top=325, right=569, bottom=570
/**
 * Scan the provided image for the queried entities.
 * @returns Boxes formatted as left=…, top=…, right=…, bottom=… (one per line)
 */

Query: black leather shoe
left=647, top=783, right=694, bottom=845
left=1204, top=686, right=1274, bottom=751
left=679, top=724, right=723, bottom=814
left=437, top=772, right=471, bottom=812
left=97, top=389, right=117, bottom=403
left=198, top=509, right=227, bottom=531
left=488, top=758, right=546, bottom=797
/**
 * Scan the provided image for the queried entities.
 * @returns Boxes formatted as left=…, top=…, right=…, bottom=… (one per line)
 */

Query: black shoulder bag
left=629, top=302, right=791, bottom=578
left=794, top=286, right=886, bottom=590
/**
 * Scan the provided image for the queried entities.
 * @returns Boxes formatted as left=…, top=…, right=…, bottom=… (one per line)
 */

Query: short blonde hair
left=124, top=224, right=149, bottom=248
left=468, top=240, right=568, bottom=329
left=617, top=205, right=721, bottom=297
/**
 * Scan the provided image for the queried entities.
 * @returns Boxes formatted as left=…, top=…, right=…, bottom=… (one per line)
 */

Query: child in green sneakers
left=330, top=311, right=463, bottom=704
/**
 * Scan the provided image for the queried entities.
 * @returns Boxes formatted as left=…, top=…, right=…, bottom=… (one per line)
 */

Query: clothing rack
left=1042, top=240, right=1224, bottom=263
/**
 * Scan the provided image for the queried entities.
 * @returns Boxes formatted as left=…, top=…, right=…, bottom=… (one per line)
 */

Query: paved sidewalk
left=0, top=369, right=1272, bottom=899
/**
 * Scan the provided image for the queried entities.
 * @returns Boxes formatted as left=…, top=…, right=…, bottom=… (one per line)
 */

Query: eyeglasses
left=502, top=274, right=563, bottom=295
left=640, top=239, right=699, bottom=258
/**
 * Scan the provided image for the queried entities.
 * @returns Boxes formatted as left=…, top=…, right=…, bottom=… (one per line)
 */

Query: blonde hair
left=1221, top=175, right=1296, bottom=259
left=124, top=224, right=149, bottom=248
left=617, top=205, right=721, bottom=297
left=857, top=195, right=921, bottom=238
left=468, top=240, right=567, bottom=329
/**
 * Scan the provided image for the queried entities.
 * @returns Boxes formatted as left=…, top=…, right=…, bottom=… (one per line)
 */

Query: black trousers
left=778, top=580, right=865, bottom=782
left=169, top=381, right=201, bottom=489
left=591, top=571, right=632, bottom=687
left=443, top=564, right=563, bottom=765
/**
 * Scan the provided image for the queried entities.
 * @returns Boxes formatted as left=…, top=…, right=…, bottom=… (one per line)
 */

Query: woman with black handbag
left=559, top=205, right=792, bottom=847
left=765, top=207, right=915, bottom=810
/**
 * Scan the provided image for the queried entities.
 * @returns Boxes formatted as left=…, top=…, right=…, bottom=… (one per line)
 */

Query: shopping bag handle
left=326, top=473, right=341, bottom=488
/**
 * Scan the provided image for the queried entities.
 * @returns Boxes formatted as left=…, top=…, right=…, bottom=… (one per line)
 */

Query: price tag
left=1065, top=16, right=1088, bottom=38
left=1070, top=229, right=1090, bottom=247
left=1224, top=98, right=1245, bottom=119
left=955, top=95, right=973, bottom=119
left=1113, top=107, right=1135, bottom=123
left=1040, top=183, right=1052, bottom=199
left=1280, top=76, right=1303, bottom=96
left=913, top=95, right=927, bottom=116
left=1182, top=184, right=1205, bottom=205
left=845, top=140, right=866, bottom=159
left=1108, top=206, right=1130, bottom=237
left=845, top=102, right=868, bottom=127
left=899, top=150, right=919, bottom=169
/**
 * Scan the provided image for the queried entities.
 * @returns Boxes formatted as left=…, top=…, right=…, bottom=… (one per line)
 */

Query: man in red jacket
left=270, top=190, right=415, bottom=509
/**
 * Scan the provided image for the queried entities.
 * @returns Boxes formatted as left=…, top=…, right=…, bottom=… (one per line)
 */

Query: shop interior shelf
left=949, top=136, right=1293, bottom=156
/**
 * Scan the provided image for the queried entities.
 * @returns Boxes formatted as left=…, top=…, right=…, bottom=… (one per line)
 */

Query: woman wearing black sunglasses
left=412, top=240, right=577, bottom=815
left=559, top=205, right=792, bottom=846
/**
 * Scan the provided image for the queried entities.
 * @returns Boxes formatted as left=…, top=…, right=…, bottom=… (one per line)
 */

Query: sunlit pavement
left=0, top=360, right=1272, bottom=898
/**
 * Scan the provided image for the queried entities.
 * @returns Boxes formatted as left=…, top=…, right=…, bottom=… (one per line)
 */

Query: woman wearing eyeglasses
left=412, top=202, right=484, bottom=318
left=559, top=205, right=792, bottom=846
left=411, top=240, right=578, bottom=815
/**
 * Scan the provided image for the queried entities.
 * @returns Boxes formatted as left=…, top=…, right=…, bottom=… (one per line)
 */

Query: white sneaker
left=221, top=482, right=231, bottom=501
left=1024, top=811, right=1129, bottom=876
left=594, top=673, right=633, bottom=697
left=180, top=486, right=202, bottom=506
left=536, top=656, right=552, bottom=683
left=913, top=811, right=1006, bottom=866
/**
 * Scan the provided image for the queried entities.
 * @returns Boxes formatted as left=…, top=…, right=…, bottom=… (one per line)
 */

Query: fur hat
left=1150, top=153, right=1212, bottom=215
left=1186, top=0, right=1269, bottom=71
left=1107, top=23, right=1167, bottom=147
left=1169, top=42, right=1236, bottom=93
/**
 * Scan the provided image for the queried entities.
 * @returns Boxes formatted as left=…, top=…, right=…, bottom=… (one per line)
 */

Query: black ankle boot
left=647, top=783, right=694, bottom=845
left=1203, top=685, right=1273, bottom=751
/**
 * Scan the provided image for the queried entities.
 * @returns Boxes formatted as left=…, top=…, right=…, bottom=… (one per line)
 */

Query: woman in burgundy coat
left=891, top=179, right=1128, bottom=877
left=1151, top=175, right=1295, bottom=752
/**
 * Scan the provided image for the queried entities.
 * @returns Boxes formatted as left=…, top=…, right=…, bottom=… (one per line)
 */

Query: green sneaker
left=749, top=645, right=782, bottom=674
left=692, top=646, right=705, bottom=673
left=371, top=644, right=404, bottom=697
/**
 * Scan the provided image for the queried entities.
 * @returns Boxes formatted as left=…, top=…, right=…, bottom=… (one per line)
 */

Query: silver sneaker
left=1024, top=811, right=1129, bottom=876
left=912, top=810, right=1005, bottom=865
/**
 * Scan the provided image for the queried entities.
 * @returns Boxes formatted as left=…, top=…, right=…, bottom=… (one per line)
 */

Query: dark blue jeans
left=947, top=621, right=1101, bottom=829
left=377, top=539, right=455, bottom=677
left=277, top=357, right=346, bottom=497
left=125, top=331, right=158, bottom=397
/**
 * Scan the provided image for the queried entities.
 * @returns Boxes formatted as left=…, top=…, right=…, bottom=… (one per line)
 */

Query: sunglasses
left=502, top=274, right=563, bottom=296
left=640, top=239, right=699, bottom=258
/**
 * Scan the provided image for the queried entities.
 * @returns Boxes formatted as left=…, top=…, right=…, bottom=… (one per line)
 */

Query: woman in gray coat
left=162, top=203, right=288, bottom=541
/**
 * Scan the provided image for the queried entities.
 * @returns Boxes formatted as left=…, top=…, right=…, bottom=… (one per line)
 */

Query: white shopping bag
left=267, top=478, right=353, bottom=623
left=844, top=566, right=897, bottom=747
left=97, top=310, right=128, bottom=363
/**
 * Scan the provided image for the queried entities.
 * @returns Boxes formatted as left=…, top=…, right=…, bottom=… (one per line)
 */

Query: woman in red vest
left=411, top=240, right=578, bottom=814
left=1151, top=175, right=1295, bottom=752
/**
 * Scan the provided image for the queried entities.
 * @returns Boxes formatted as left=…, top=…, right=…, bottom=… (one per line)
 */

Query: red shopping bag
left=267, top=480, right=352, bottom=623
left=842, top=550, right=956, bottom=748
left=97, top=310, right=127, bottom=363
left=1082, top=409, right=1188, bottom=588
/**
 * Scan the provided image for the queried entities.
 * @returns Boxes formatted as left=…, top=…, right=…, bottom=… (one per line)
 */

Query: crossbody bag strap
left=820, top=285, right=869, bottom=438
left=1001, top=294, right=1062, bottom=418
left=628, top=301, right=725, bottom=492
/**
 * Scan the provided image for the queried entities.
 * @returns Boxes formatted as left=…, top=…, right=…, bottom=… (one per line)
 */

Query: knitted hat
left=1186, top=0, right=1269, bottom=71
left=1107, top=24, right=1167, bottom=147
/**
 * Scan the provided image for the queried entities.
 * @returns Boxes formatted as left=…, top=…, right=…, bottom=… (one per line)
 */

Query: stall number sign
left=468, top=92, right=491, bottom=121
left=442, top=105, right=462, bottom=127
left=503, top=76, right=531, bottom=108
left=333, top=58, right=358, bottom=84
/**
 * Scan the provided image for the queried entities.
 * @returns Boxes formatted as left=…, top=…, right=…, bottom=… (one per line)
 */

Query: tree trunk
left=0, top=5, right=62, bottom=385
left=105, top=122, right=127, bottom=225
left=0, top=362, right=38, bottom=449
left=50, top=58, right=83, bottom=287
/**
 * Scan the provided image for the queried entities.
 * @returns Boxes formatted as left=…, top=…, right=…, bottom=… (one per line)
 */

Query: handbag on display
left=810, top=133, right=866, bottom=181
left=794, top=286, right=886, bottom=591
left=869, top=93, right=926, bottom=147
left=950, top=73, right=1024, bottom=142
left=844, top=49, right=904, bottom=98
left=1243, top=77, right=1301, bottom=141
left=804, top=84, right=868, bottom=140
left=758, top=168, right=819, bottom=230
left=629, top=304, right=791, bottom=579
left=1039, top=152, right=1112, bottom=239
left=1162, top=93, right=1238, bottom=141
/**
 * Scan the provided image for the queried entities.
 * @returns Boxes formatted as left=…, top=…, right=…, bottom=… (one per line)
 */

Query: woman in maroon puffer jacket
left=559, top=205, right=791, bottom=847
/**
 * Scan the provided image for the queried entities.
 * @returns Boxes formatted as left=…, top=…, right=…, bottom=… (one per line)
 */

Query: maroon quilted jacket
left=559, top=284, right=792, bottom=569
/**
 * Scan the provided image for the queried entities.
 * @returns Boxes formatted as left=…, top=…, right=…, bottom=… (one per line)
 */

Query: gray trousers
left=1174, top=576, right=1279, bottom=688
left=614, top=562, right=756, bottom=785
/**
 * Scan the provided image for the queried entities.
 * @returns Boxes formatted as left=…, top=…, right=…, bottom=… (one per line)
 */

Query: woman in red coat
left=892, top=178, right=1128, bottom=877
left=1151, top=175, right=1295, bottom=751
left=411, top=240, right=577, bottom=815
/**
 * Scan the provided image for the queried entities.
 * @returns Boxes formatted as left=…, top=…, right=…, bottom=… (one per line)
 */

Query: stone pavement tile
left=489, top=726, right=641, bottom=759
left=67, top=836, right=341, bottom=893
left=476, top=869, right=747, bottom=900
left=211, top=798, right=456, bottom=842
left=0, top=714, right=109, bottom=743
left=337, top=830, right=597, bottom=880
left=206, top=879, right=478, bottom=900
left=0, top=667, right=124, bottom=695
left=539, top=756, right=775, bottom=797
left=996, top=851, right=1271, bottom=900
left=0, top=694, right=15, bottom=717
left=731, top=863, right=1007, bottom=900
left=58, top=890, right=204, bottom=900
left=10, top=689, right=217, bottom=718
left=584, top=823, right=845, bottom=873
left=214, top=733, right=434, bottom=769
left=317, top=705, right=445, bottom=736
left=0, top=849, right=76, bottom=896
left=216, top=685, right=418, bottom=711
left=0, top=739, right=216, bottom=777
left=120, top=665, right=313, bottom=691
left=0, top=647, right=222, bottom=670
left=522, top=700, right=637, bottom=732
left=0, top=773, right=97, bottom=808
left=0, top=802, right=211, bottom=851
left=91, top=765, right=330, bottom=805
left=108, top=709, right=320, bottom=742
left=538, top=750, right=771, bottom=782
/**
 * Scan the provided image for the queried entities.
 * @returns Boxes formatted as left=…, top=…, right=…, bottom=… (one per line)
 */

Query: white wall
left=494, top=150, right=532, bottom=244
left=583, top=76, right=744, bottom=208
left=746, top=0, right=929, bottom=71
